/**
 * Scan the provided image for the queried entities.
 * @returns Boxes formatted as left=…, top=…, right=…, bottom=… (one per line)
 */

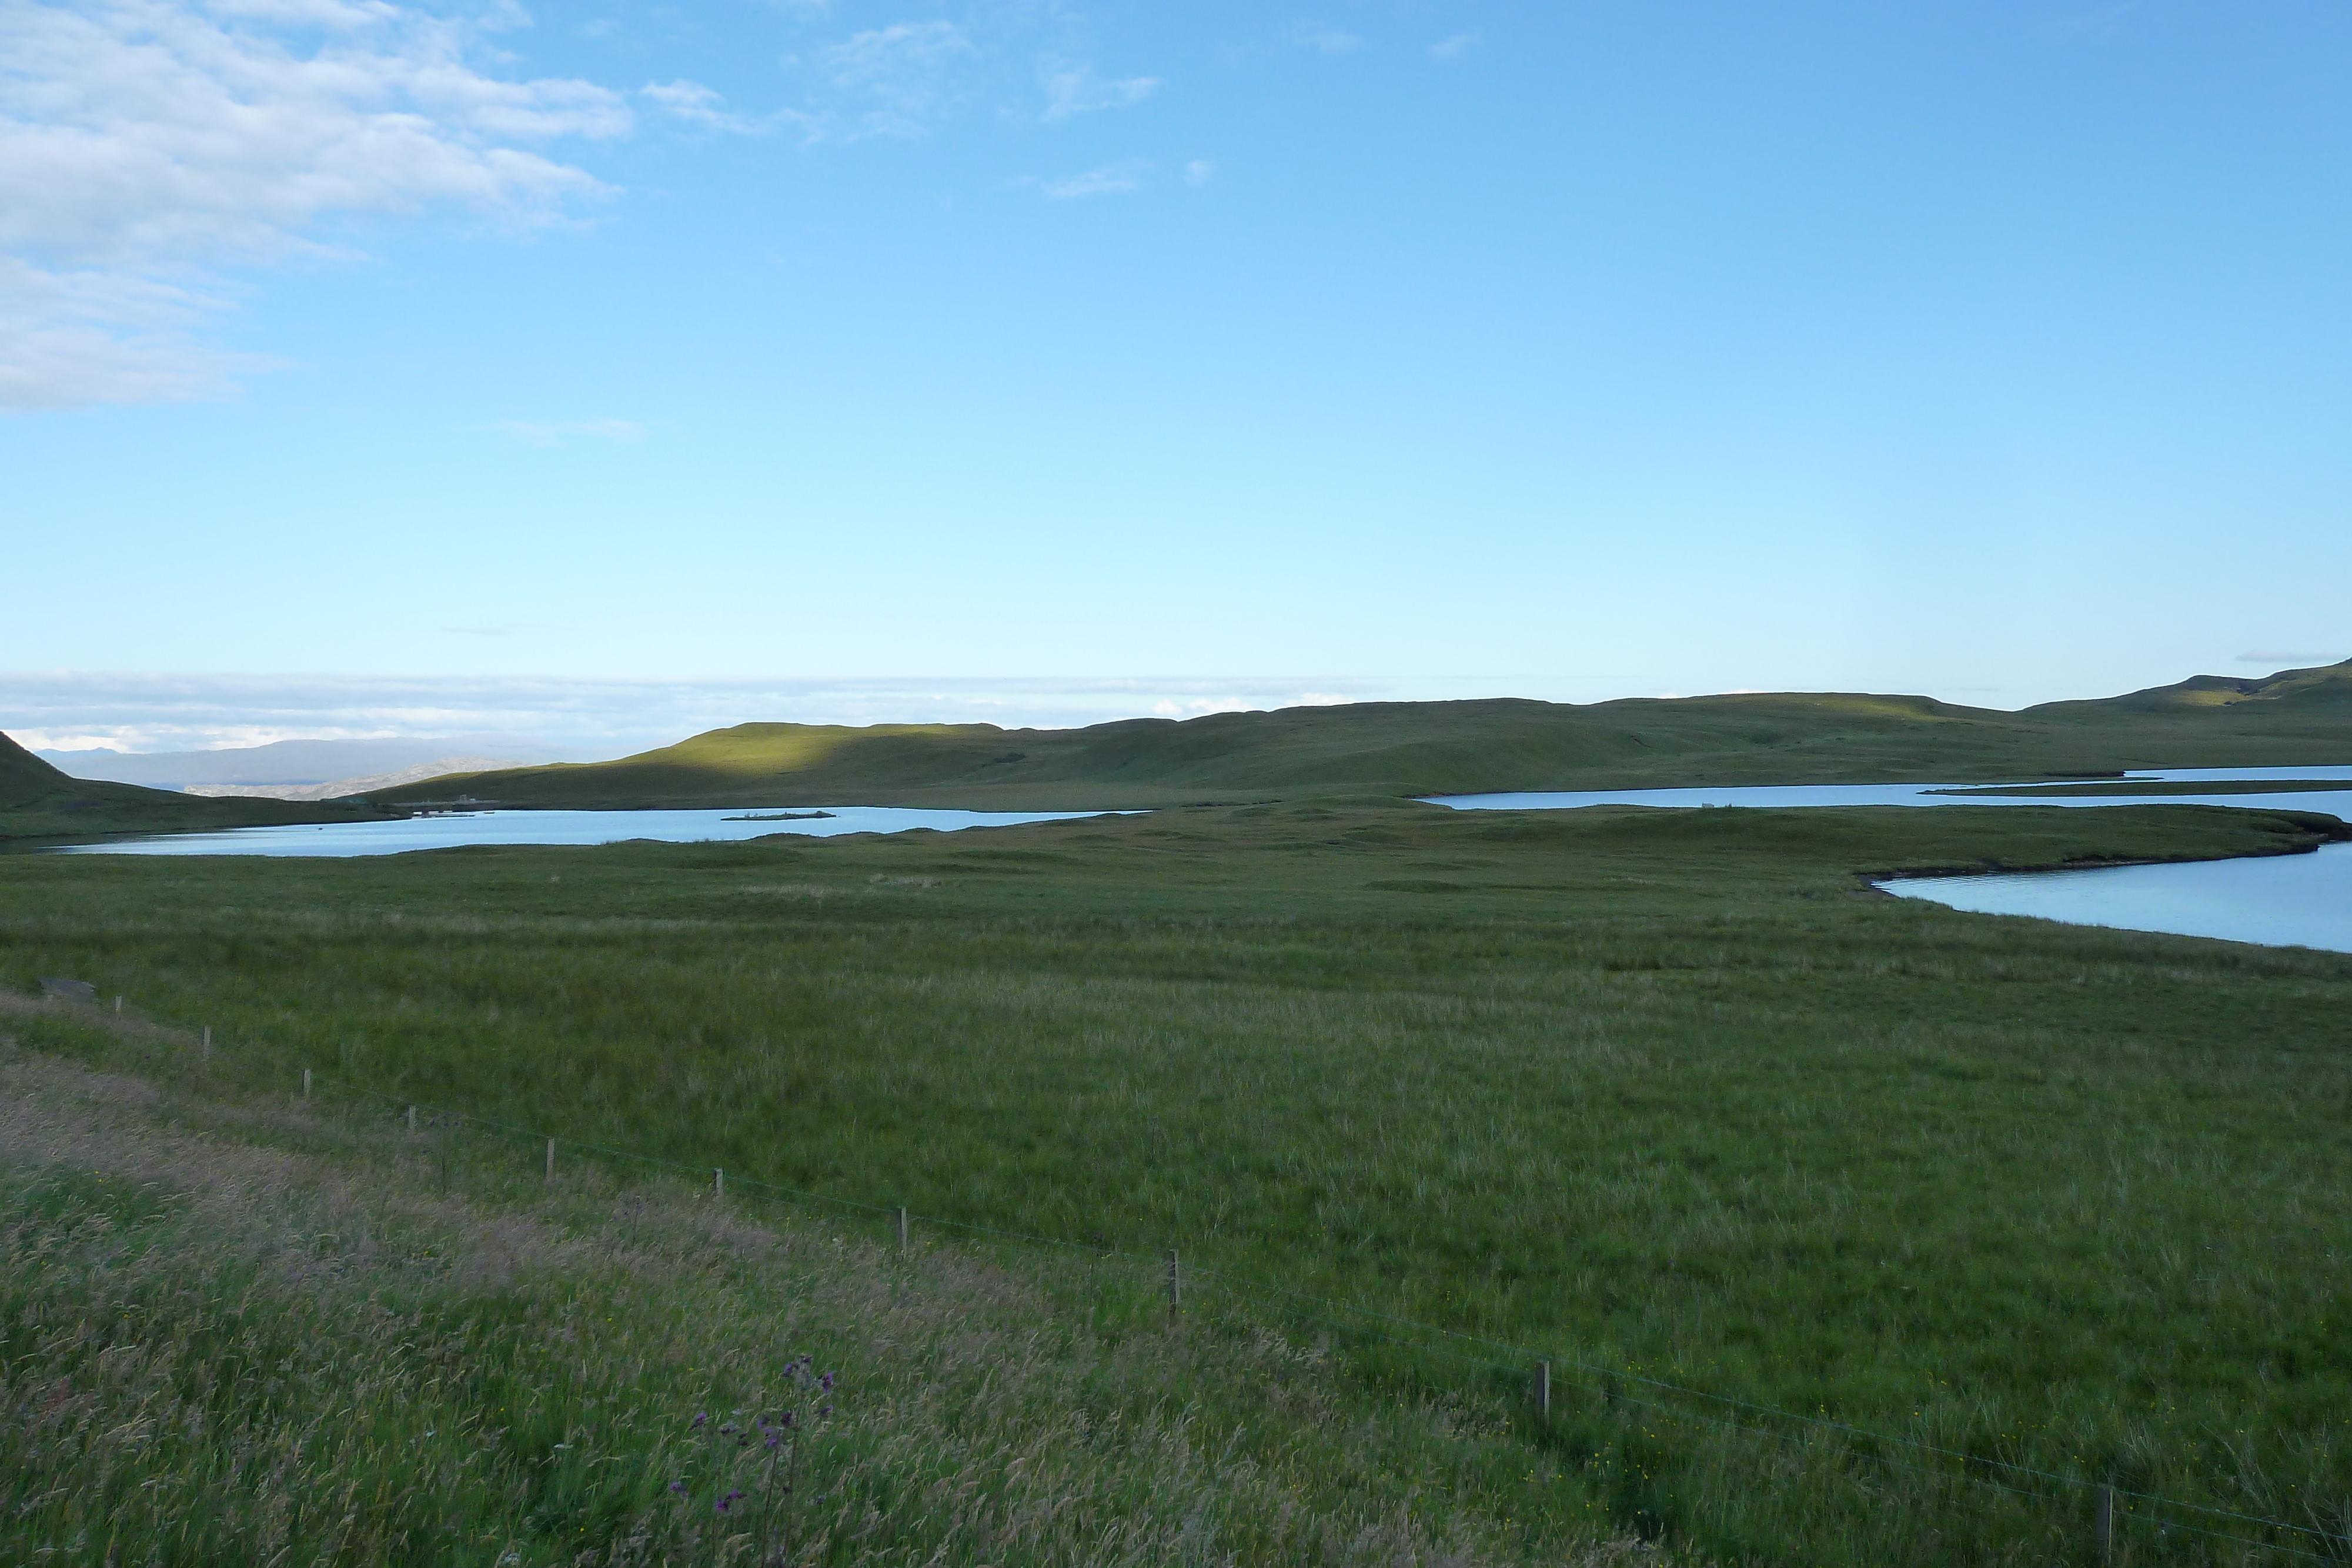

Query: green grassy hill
left=365, top=658, right=2352, bottom=811
left=0, top=731, right=389, bottom=842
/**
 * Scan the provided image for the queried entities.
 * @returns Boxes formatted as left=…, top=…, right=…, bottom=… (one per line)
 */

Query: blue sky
left=4, top=0, right=2347, bottom=753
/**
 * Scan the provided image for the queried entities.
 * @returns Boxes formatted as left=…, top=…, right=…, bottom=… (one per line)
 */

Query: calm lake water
left=1431, top=767, right=2352, bottom=957
left=1876, top=844, right=2352, bottom=955
left=52, top=805, right=1111, bottom=859
left=49, top=768, right=2352, bottom=955
left=1431, top=763, right=2352, bottom=816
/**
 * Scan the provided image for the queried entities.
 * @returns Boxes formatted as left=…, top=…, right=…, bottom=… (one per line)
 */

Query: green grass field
left=6, top=799, right=2352, bottom=1563
left=2, top=1035, right=1649, bottom=1567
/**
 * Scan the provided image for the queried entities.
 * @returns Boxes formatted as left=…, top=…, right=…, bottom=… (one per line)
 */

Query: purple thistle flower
left=669, top=1480, right=686, bottom=1496
left=691, top=1412, right=707, bottom=1428
left=819, top=1403, right=833, bottom=1418
left=820, top=1372, right=834, bottom=1390
left=780, top=1410, right=796, bottom=1429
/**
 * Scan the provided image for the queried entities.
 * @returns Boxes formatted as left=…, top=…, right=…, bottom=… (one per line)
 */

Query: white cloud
left=1040, top=160, right=1146, bottom=200
left=490, top=416, right=644, bottom=446
left=1429, top=33, right=1478, bottom=61
left=1182, top=158, right=1212, bottom=186
left=0, top=1, right=626, bottom=262
left=0, top=4, right=1186, bottom=409
left=1285, top=23, right=1364, bottom=54
left=1037, top=59, right=1156, bottom=122
left=0, top=0, right=627, bottom=411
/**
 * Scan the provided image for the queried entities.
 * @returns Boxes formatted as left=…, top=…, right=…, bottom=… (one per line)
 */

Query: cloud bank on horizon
left=0, top=670, right=1384, bottom=755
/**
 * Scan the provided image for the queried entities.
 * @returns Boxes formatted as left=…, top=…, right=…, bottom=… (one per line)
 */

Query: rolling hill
left=0, top=731, right=390, bottom=842
left=362, top=659, right=2352, bottom=812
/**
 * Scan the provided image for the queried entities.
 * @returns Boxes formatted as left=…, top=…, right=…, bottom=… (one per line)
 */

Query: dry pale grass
left=0, top=1035, right=1657, bottom=1567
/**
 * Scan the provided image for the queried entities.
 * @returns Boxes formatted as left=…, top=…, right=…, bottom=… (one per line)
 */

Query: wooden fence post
left=2095, top=1485, right=2116, bottom=1561
left=201, top=1026, right=212, bottom=1059
left=113, top=996, right=122, bottom=1015
left=406, top=1104, right=417, bottom=1132
left=714, top=1168, right=724, bottom=1202
left=1535, top=1360, right=1552, bottom=1425
left=896, top=1206, right=909, bottom=1251
left=546, top=1139, right=556, bottom=1182
left=1167, top=1249, right=1181, bottom=1315
left=302, top=1067, right=312, bottom=1101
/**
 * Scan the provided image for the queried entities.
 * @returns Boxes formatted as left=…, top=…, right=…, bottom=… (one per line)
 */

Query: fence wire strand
left=107, top=1021, right=2352, bottom=1562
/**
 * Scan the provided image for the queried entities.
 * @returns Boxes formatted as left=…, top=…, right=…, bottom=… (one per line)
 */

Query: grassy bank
left=6, top=800, right=2351, bottom=1562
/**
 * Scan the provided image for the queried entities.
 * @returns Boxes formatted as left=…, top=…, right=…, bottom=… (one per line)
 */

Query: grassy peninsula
left=361, top=658, right=2352, bottom=812
left=7, top=799, right=2351, bottom=1564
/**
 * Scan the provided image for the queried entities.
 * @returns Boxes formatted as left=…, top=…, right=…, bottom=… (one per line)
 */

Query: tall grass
left=0, top=1035, right=1649, bottom=1566
left=6, top=800, right=2351, bottom=1562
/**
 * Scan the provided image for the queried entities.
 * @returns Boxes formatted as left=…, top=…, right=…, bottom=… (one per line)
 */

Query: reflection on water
left=1429, top=765, right=2352, bottom=957
left=54, top=805, right=1111, bottom=859
left=1877, top=844, right=2352, bottom=956
left=1431, top=764, right=2352, bottom=817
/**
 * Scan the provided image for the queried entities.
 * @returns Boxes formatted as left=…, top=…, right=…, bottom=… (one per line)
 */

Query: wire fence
left=38, top=995, right=2352, bottom=1565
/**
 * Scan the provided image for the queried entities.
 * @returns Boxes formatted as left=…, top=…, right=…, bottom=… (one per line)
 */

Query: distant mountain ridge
left=38, top=735, right=585, bottom=788
left=0, top=731, right=384, bottom=840
left=186, top=757, right=528, bottom=802
left=362, top=659, right=2352, bottom=813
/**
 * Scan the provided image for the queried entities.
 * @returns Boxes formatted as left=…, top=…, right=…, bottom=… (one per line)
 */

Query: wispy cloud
left=1429, top=33, right=1479, bottom=61
left=490, top=417, right=644, bottom=446
left=1, top=3, right=1182, bottom=409
left=811, top=19, right=978, bottom=136
left=0, top=0, right=627, bottom=412
left=0, top=255, right=275, bottom=409
left=2236, top=650, right=2340, bottom=666
left=1285, top=22, right=1364, bottom=54
left=1037, top=59, right=1157, bottom=122
left=1182, top=159, right=1214, bottom=186
left=640, top=79, right=808, bottom=138
left=1038, top=161, right=1148, bottom=200
left=2050, top=2, right=2143, bottom=42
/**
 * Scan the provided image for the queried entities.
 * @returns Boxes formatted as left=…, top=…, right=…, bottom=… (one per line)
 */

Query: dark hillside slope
left=363, top=660, right=2352, bottom=811
left=0, top=731, right=386, bottom=841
